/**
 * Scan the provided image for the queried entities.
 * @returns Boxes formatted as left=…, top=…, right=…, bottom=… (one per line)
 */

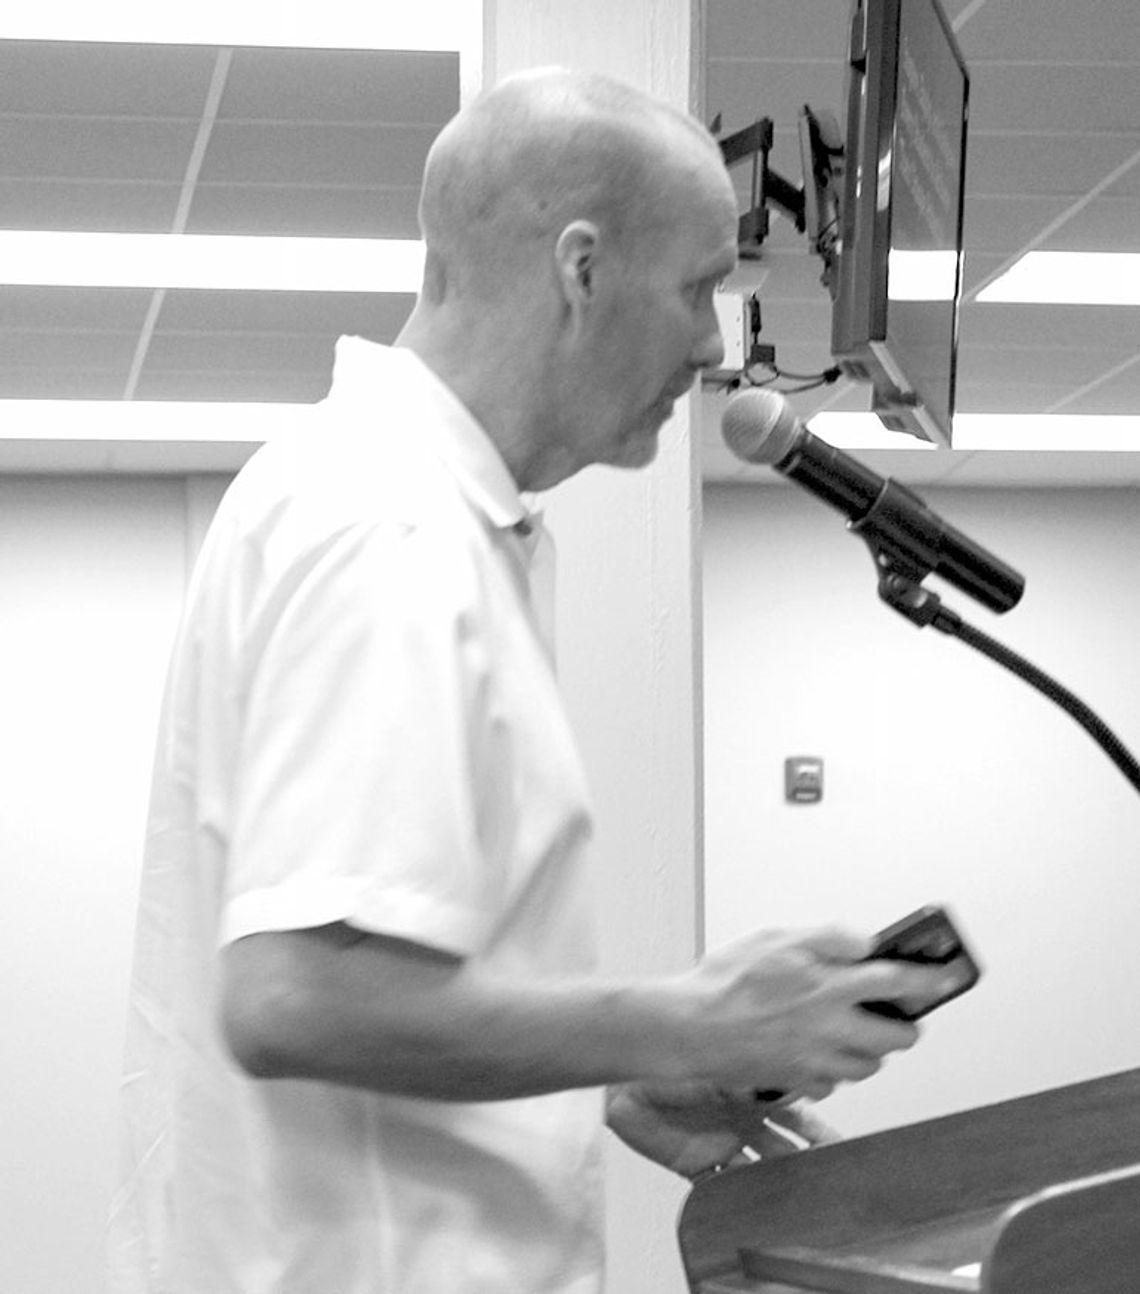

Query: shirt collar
left=328, top=336, right=538, bottom=535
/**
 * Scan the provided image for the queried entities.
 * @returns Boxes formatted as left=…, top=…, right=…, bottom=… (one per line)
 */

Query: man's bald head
left=417, top=67, right=731, bottom=304
left=399, top=68, right=739, bottom=490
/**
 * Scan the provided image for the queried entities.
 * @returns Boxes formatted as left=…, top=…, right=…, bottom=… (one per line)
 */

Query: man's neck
left=395, top=316, right=576, bottom=494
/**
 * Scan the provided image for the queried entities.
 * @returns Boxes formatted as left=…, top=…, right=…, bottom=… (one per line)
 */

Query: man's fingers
left=795, top=925, right=873, bottom=964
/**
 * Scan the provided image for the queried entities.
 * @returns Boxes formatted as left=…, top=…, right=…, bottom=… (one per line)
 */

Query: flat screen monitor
left=829, top=0, right=969, bottom=445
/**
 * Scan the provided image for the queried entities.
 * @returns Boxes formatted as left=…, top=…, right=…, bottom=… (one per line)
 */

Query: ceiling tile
left=0, top=40, right=218, bottom=116
left=0, top=179, right=182, bottom=232
left=1037, top=195, right=1140, bottom=249
left=960, top=303, right=1139, bottom=351
left=962, top=194, right=1073, bottom=253
left=130, top=369, right=331, bottom=403
left=199, top=121, right=437, bottom=187
left=143, top=329, right=335, bottom=375
left=965, top=133, right=1140, bottom=199
left=967, top=62, right=1140, bottom=135
left=183, top=182, right=422, bottom=239
left=953, top=380, right=1086, bottom=413
left=1103, top=162, right=1140, bottom=199
left=957, top=342, right=1133, bottom=387
left=927, top=453, right=1140, bottom=488
left=155, top=288, right=416, bottom=339
left=954, top=0, right=1140, bottom=63
left=0, top=117, right=198, bottom=181
left=750, top=299, right=833, bottom=345
left=706, top=2, right=849, bottom=61
left=0, top=286, right=153, bottom=330
left=219, top=48, right=460, bottom=125
left=746, top=247, right=827, bottom=299
left=1056, top=360, right=1140, bottom=413
left=706, top=59, right=845, bottom=141
left=0, top=368, right=129, bottom=398
left=0, top=328, right=140, bottom=368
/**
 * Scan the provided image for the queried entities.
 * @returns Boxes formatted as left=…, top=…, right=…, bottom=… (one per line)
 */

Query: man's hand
left=605, top=1081, right=838, bottom=1180
left=662, top=926, right=953, bottom=1097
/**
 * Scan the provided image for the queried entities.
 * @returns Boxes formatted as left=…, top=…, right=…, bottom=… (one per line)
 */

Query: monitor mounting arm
left=716, top=118, right=805, bottom=258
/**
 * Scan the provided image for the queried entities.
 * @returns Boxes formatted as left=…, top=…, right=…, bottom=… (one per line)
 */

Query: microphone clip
left=850, top=477, right=962, bottom=631
left=872, top=560, right=963, bottom=635
left=849, top=479, right=943, bottom=585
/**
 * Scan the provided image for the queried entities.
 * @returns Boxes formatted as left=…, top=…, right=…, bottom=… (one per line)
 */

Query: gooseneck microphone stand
left=869, top=552, right=1140, bottom=797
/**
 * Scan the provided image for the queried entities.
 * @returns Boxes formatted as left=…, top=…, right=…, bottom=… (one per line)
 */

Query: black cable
left=933, top=614, right=1140, bottom=794
left=746, top=362, right=843, bottom=386
left=765, top=377, right=840, bottom=394
left=874, top=571, right=1140, bottom=796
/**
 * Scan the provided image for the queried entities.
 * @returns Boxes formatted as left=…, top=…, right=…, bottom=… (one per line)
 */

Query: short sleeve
left=220, top=517, right=496, bottom=955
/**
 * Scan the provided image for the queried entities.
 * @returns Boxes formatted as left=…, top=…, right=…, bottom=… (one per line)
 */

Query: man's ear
left=554, top=220, right=600, bottom=312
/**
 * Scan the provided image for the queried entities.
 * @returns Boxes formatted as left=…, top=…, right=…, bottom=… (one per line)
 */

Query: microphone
left=721, top=389, right=1025, bottom=614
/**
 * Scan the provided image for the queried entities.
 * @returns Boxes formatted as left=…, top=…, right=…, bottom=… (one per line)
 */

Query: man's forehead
left=691, top=190, right=741, bottom=275
left=681, top=155, right=739, bottom=253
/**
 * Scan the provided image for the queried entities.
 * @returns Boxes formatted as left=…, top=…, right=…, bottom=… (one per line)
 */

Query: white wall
left=702, top=482, right=1140, bottom=1138
left=0, top=474, right=230, bottom=1294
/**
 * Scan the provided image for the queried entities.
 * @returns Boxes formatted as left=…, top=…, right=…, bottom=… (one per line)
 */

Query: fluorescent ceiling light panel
left=887, top=250, right=959, bottom=302
left=954, top=414, right=1140, bottom=451
left=807, top=411, right=1140, bottom=452
left=0, top=401, right=317, bottom=441
left=5, top=405, right=1140, bottom=452
left=808, top=412, right=938, bottom=450
left=976, top=252, right=1140, bottom=305
left=0, top=0, right=474, bottom=49
left=0, top=231, right=425, bottom=293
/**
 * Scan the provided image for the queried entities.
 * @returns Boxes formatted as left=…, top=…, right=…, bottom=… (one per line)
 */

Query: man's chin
left=609, top=429, right=662, bottom=471
left=615, top=404, right=679, bottom=468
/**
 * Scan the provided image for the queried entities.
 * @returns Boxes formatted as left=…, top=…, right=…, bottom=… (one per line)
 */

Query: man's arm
left=220, top=920, right=955, bottom=1102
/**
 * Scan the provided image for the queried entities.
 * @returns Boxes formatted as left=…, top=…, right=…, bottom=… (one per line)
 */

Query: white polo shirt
left=109, top=340, right=605, bottom=1294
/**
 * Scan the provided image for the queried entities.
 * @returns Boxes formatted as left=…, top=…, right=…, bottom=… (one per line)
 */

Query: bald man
left=109, top=68, right=950, bottom=1294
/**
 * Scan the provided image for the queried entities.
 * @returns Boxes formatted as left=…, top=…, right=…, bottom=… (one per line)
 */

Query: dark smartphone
left=754, top=905, right=981, bottom=1102
left=860, top=903, right=981, bottom=1021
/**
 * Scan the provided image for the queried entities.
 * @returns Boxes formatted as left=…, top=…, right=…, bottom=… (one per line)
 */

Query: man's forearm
left=220, top=922, right=685, bottom=1100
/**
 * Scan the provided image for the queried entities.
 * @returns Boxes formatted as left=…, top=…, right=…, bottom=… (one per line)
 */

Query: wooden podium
left=678, top=1068, right=1140, bottom=1292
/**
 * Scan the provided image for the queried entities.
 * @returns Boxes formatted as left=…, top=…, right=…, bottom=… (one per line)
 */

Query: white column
left=485, top=6, right=706, bottom=1292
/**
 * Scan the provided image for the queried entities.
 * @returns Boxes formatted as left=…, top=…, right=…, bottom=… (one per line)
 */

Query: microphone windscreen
left=721, top=389, right=802, bottom=465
